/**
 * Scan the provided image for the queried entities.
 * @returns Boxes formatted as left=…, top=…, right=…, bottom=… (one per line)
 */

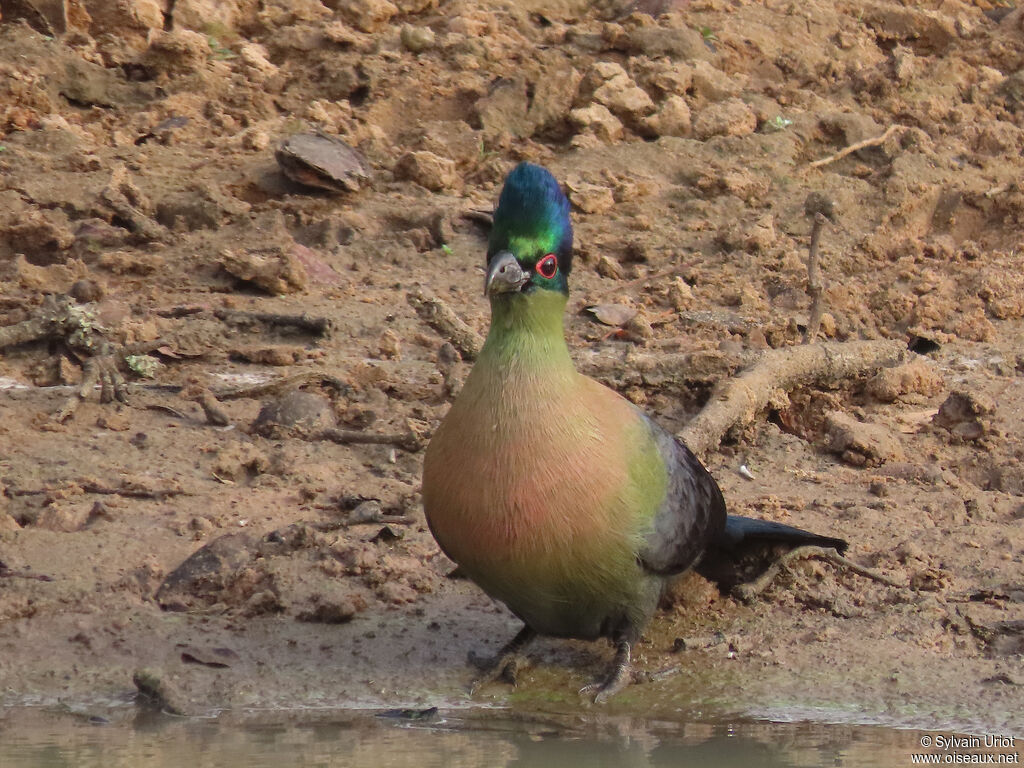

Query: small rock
left=400, top=24, right=435, bottom=52
left=474, top=77, right=533, bottom=139
left=252, top=392, right=336, bottom=438
left=642, top=95, right=691, bottom=138
left=624, top=25, right=711, bottom=60
left=338, top=0, right=398, bottom=32
left=296, top=597, right=359, bottom=623
left=238, top=42, right=278, bottom=80
left=241, top=129, right=271, bottom=152
left=36, top=503, right=91, bottom=533
left=568, top=104, right=624, bottom=143
left=526, top=57, right=582, bottom=135
left=668, top=277, right=693, bottom=310
left=594, top=80, right=654, bottom=119
left=142, top=29, right=211, bottom=76
left=825, top=411, right=905, bottom=467
left=566, top=179, right=615, bottom=214
left=97, top=412, right=132, bottom=432
left=866, top=360, right=944, bottom=403
left=155, top=532, right=258, bottom=611
left=394, top=151, right=460, bottom=192
left=378, top=329, right=402, bottom=360
left=691, top=60, right=741, bottom=102
left=932, top=390, right=994, bottom=440
left=596, top=255, right=624, bottom=280
left=69, top=279, right=105, bottom=303
left=219, top=247, right=308, bottom=295
left=585, top=62, right=654, bottom=121
left=693, top=98, right=758, bottom=140
left=97, top=251, right=165, bottom=276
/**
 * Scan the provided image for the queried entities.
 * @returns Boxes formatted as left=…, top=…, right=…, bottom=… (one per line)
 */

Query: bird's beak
left=484, top=250, right=528, bottom=296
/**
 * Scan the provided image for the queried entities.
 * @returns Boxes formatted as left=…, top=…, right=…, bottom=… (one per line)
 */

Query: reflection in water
left=0, top=708, right=950, bottom=768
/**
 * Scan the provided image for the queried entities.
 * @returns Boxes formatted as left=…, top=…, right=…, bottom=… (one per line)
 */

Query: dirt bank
left=0, top=0, right=1022, bottom=733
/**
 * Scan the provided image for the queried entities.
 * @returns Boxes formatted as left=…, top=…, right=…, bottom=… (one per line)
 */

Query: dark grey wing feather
left=637, top=414, right=727, bottom=576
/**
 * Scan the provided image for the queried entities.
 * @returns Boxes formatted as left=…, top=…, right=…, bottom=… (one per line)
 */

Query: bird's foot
left=466, top=626, right=536, bottom=695
left=579, top=640, right=632, bottom=703
left=468, top=652, right=529, bottom=694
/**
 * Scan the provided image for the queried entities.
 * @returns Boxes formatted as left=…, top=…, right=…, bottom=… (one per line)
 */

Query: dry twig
left=212, top=371, right=346, bottom=401
left=407, top=289, right=484, bottom=361
left=802, top=193, right=835, bottom=344
left=313, top=427, right=424, bottom=452
left=679, top=340, right=908, bottom=456
left=808, top=125, right=904, bottom=169
left=733, top=545, right=909, bottom=603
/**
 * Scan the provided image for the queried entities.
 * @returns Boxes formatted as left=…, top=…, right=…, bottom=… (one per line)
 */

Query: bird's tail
left=717, top=515, right=848, bottom=555
left=694, top=515, right=847, bottom=590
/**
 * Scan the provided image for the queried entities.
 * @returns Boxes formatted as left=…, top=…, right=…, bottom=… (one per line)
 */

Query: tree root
left=808, top=125, right=905, bottom=169
left=407, top=289, right=483, bottom=361
left=733, top=545, right=909, bottom=604
left=679, top=340, right=908, bottom=456
left=313, top=427, right=424, bottom=452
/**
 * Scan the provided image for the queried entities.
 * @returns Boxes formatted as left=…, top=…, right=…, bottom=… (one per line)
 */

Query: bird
left=422, top=162, right=846, bottom=701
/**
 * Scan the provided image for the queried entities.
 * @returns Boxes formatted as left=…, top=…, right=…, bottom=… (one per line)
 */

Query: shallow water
left=0, top=707, right=986, bottom=768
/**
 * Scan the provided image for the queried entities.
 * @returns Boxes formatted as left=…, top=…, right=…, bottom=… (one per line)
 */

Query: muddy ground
left=0, top=0, right=1022, bottom=735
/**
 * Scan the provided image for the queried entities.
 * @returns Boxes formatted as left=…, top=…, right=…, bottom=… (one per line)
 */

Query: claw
left=467, top=625, right=535, bottom=695
left=580, top=640, right=632, bottom=703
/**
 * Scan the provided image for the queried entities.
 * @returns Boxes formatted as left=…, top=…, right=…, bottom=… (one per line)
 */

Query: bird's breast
left=422, top=371, right=656, bottom=570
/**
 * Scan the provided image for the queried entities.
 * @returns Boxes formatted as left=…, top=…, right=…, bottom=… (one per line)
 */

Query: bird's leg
left=467, top=625, right=536, bottom=694
left=580, top=639, right=632, bottom=703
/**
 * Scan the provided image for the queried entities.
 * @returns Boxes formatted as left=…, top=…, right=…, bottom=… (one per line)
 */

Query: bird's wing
left=637, top=414, right=727, bottom=576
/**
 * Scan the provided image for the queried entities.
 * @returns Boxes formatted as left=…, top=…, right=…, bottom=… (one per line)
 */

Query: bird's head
left=485, top=163, right=573, bottom=300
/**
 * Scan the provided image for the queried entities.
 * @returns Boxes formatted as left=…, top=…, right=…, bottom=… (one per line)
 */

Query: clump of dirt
left=0, top=0, right=1022, bottom=730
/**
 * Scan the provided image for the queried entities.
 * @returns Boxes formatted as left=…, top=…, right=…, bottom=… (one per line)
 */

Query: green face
left=506, top=235, right=564, bottom=293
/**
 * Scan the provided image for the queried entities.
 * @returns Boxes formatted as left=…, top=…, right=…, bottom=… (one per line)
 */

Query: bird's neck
left=480, top=290, right=574, bottom=379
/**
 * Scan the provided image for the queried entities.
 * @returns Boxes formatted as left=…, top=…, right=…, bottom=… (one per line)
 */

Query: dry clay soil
left=0, top=0, right=1023, bottom=734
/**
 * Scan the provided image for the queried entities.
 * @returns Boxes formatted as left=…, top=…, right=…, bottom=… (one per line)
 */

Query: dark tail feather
left=695, top=515, right=847, bottom=590
left=717, top=515, right=848, bottom=555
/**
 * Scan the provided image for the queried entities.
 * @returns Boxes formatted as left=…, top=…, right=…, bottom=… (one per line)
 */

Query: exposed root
left=313, top=427, right=424, bottom=452
left=679, top=340, right=908, bottom=456
left=733, top=545, right=909, bottom=604
left=211, top=371, right=347, bottom=401
left=213, top=309, right=333, bottom=337
left=407, top=288, right=483, bottom=361
left=808, top=125, right=904, bottom=169
left=802, top=193, right=835, bottom=345
left=191, top=388, right=231, bottom=426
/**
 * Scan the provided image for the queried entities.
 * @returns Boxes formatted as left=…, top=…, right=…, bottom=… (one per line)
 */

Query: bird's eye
left=537, top=255, right=558, bottom=279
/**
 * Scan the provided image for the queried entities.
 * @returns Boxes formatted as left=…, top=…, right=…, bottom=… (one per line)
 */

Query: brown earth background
left=0, top=0, right=1022, bottom=735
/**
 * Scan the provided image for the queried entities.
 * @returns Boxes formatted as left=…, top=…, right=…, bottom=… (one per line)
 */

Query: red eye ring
left=537, top=254, right=558, bottom=279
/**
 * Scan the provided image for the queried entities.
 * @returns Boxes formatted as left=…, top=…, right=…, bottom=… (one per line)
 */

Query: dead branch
left=212, top=309, right=333, bottom=337
left=679, top=340, right=908, bottom=456
left=212, top=371, right=347, bottom=400
left=9, top=482, right=187, bottom=500
left=733, top=545, right=910, bottom=603
left=808, top=125, right=904, bottom=169
left=407, top=289, right=483, bottom=361
left=313, top=427, right=424, bottom=452
left=191, top=388, right=231, bottom=426
left=802, top=193, right=835, bottom=344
